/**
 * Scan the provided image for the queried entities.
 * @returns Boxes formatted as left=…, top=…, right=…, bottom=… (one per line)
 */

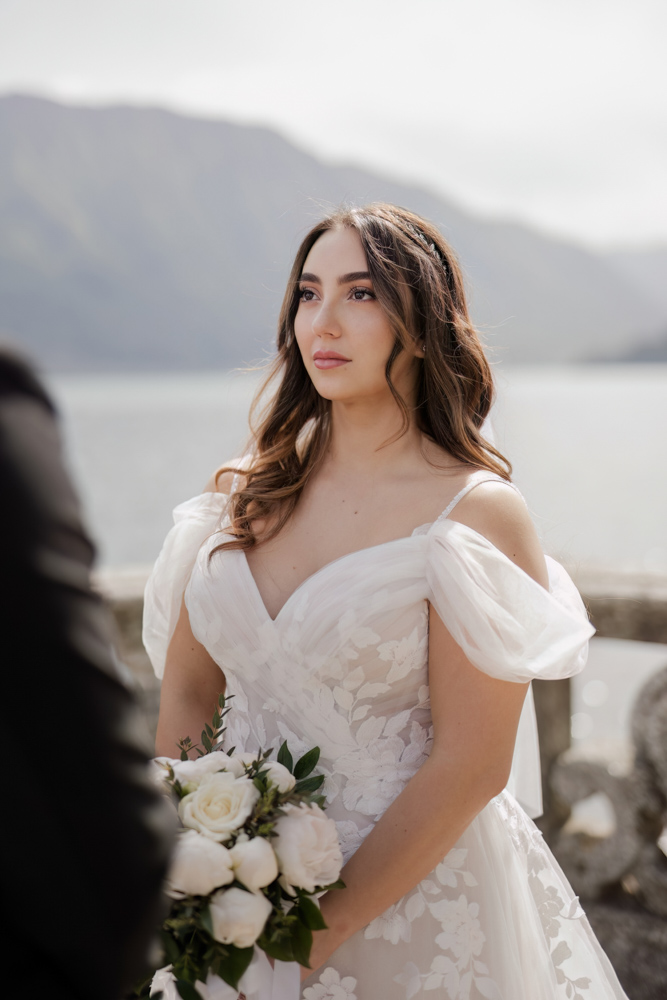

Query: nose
left=310, top=297, right=341, bottom=339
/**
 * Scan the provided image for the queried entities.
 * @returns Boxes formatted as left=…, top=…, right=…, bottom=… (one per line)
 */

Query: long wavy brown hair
left=214, top=202, right=511, bottom=552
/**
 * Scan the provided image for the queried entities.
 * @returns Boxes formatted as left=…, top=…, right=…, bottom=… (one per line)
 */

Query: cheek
left=362, top=319, right=398, bottom=364
left=293, top=312, right=311, bottom=354
left=357, top=306, right=396, bottom=350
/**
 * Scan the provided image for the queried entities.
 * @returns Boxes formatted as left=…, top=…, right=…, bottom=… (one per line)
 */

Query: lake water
left=46, top=363, right=667, bottom=574
left=45, top=364, right=667, bottom=807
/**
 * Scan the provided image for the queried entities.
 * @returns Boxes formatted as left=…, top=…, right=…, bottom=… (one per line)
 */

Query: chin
left=307, top=367, right=390, bottom=404
left=311, top=385, right=350, bottom=403
left=307, top=372, right=350, bottom=398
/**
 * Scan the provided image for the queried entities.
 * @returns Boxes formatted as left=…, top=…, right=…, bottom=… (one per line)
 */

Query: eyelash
left=297, top=286, right=375, bottom=302
left=351, top=286, right=375, bottom=301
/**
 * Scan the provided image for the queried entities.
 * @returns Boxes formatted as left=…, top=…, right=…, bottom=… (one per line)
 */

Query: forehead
left=302, top=226, right=368, bottom=275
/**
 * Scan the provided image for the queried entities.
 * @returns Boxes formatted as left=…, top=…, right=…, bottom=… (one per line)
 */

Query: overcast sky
left=1, top=0, right=665, bottom=249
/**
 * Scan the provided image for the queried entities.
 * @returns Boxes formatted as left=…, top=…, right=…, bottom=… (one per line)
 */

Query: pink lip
left=313, top=350, right=350, bottom=370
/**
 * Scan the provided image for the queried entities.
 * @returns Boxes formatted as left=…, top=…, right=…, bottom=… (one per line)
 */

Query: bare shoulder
left=448, top=480, right=548, bottom=587
left=202, top=458, right=247, bottom=495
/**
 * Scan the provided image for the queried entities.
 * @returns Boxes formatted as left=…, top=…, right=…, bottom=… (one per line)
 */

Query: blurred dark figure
left=0, top=348, right=174, bottom=999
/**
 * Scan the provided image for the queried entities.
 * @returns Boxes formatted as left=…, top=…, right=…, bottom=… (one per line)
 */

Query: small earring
left=420, top=342, right=426, bottom=355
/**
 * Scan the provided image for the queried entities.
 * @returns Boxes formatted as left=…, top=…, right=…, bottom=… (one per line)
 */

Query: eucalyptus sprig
left=176, top=692, right=234, bottom=760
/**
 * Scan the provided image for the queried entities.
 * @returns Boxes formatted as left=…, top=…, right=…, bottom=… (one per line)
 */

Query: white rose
left=172, top=753, right=243, bottom=792
left=179, top=772, right=260, bottom=842
left=167, top=830, right=235, bottom=897
left=229, top=836, right=279, bottom=892
left=150, top=965, right=178, bottom=999
left=150, top=967, right=239, bottom=1000
left=152, top=755, right=193, bottom=788
left=154, top=756, right=178, bottom=767
left=234, top=754, right=295, bottom=792
left=209, top=886, right=272, bottom=948
left=212, top=755, right=247, bottom=778
left=260, top=760, right=296, bottom=793
left=235, top=752, right=262, bottom=768
left=273, top=802, right=343, bottom=895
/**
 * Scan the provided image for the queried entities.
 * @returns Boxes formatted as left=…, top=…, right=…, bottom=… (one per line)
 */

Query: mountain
left=587, top=249, right=667, bottom=361
left=605, top=248, right=667, bottom=318
left=1, top=94, right=665, bottom=371
left=604, top=327, right=667, bottom=362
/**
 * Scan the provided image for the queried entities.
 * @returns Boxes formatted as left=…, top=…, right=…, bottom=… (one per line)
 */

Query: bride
left=145, top=203, right=628, bottom=999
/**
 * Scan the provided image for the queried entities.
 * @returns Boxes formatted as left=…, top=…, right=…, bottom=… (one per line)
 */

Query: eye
left=350, top=286, right=375, bottom=301
left=298, top=286, right=317, bottom=302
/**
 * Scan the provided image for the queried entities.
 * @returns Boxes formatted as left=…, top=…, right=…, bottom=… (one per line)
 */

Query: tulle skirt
left=301, top=792, right=627, bottom=1000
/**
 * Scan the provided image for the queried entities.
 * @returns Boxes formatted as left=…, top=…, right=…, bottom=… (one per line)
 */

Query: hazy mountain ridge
left=600, top=326, right=667, bottom=362
left=605, top=248, right=667, bottom=315
left=600, top=249, right=667, bottom=360
left=0, top=94, right=665, bottom=371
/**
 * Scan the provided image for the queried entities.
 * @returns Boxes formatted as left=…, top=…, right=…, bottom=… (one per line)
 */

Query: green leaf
left=212, top=710, right=221, bottom=729
left=318, top=878, right=346, bottom=891
left=277, top=740, right=293, bottom=772
left=160, top=929, right=181, bottom=966
left=199, top=904, right=214, bottom=938
left=216, top=946, right=254, bottom=990
left=294, top=774, right=324, bottom=794
left=290, top=919, right=313, bottom=968
left=297, top=895, right=328, bottom=930
left=259, top=937, right=294, bottom=962
left=201, top=733, right=213, bottom=753
left=180, top=750, right=189, bottom=762
left=294, top=746, right=320, bottom=780
left=204, top=722, right=214, bottom=738
left=175, top=980, right=205, bottom=1000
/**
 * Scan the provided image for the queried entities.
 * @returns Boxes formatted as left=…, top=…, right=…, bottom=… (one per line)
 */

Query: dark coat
left=0, top=349, right=174, bottom=999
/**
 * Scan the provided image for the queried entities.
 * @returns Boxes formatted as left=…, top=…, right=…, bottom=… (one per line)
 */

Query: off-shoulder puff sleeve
left=143, top=493, right=229, bottom=679
left=426, top=519, right=594, bottom=683
left=426, top=519, right=594, bottom=817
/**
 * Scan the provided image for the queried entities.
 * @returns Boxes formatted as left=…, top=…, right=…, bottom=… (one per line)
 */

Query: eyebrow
left=299, top=270, right=372, bottom=285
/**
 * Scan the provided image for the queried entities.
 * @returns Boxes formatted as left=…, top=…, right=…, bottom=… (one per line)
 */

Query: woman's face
left=294, top=227, right=421, bottom=405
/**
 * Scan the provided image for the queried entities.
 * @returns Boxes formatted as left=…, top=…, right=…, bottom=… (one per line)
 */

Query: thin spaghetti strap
left=436, top=471, right=523, bottom=523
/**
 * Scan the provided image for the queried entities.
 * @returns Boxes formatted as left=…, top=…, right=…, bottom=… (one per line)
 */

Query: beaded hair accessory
left=405, top=222, right=447, bottom=273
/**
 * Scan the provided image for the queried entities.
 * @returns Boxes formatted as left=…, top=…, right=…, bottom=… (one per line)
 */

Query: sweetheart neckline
left=233, top=513, right=554, bottom=625
left=210, top=471, right=518, bottom=623
left=240, top=526, right=431, bottom=624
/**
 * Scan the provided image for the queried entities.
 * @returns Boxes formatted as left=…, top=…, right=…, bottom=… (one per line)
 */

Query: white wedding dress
left=144, top=471, right=628, bottom=1000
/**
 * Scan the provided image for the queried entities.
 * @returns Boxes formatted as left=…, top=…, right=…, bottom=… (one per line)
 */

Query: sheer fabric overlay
left=144, top=474, right=627, bottom=1000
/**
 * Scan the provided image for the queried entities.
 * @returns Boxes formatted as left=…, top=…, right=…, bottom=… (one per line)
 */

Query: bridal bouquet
left=135, top=695, right=344, bottom=1000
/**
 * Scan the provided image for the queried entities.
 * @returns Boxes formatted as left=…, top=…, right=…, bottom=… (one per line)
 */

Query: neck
left=326, top=395, right=423, bottom=475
